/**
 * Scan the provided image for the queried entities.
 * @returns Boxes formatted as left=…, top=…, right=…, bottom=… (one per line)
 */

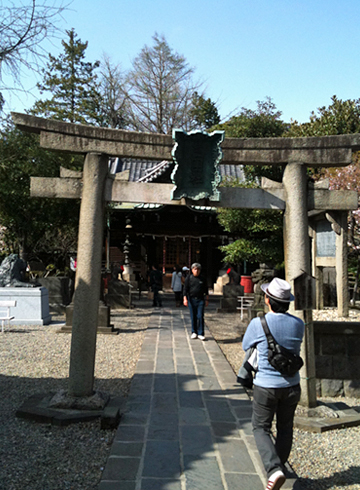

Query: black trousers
left=252, top=384, right=301, bottom=478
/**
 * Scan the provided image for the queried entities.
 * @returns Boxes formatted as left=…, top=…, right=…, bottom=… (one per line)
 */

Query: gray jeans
left=252, top=384, right=301, bottom=478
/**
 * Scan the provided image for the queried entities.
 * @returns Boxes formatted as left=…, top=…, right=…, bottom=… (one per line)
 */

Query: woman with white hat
left=242, top=277, right=305, bottom=490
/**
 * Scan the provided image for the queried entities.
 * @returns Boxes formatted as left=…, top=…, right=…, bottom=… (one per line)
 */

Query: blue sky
left=4, top=0, right=360, bottom=123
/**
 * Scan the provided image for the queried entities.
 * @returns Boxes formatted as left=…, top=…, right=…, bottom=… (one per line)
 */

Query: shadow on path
left=99, top=308, right=266, bottom=490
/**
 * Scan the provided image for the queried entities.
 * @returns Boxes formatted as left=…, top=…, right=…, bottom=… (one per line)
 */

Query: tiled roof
left=137, top=161, right=172, bottom=182
left=109, top=158, right=160, bottom=182
left=220, top=164, right=245, bottom=181
left=109, top=157, right=245, bottom=183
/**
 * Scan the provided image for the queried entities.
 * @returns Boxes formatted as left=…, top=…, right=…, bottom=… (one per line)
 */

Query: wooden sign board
left=316, top=219, right=336, bottom=257
left=171, top=129, right=224, bottom=201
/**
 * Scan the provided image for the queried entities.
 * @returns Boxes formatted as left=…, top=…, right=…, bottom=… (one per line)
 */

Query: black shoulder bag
left=260, top=315, right=303, bottom=377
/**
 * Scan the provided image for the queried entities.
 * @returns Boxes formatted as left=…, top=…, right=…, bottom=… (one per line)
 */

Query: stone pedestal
left=38, top=277, right=72, bottom=314
left=218, top=284, right=244, bottom=312
left=61, top=301, right=118, bottom=334
left=0, top=287, right=51, bottom=325
left=105, top=280, right=133, bottom=309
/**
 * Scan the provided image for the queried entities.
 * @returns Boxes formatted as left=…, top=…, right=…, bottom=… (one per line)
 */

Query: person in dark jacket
left=183, top=262, right=209, bottom=340
left=149, top=264, right=163, bottom=307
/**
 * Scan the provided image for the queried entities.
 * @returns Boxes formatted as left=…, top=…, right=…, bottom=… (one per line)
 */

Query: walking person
left=183, top=262, right=209, bottom=340
left=242, top=278, right=304, bottom=490
left=149, top=264, right=163, bottom=307
left=171, top=265, right=183, bottom=307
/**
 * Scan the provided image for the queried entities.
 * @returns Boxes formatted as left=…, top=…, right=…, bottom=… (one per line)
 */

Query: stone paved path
left=98, top=307, right=296, bottom=490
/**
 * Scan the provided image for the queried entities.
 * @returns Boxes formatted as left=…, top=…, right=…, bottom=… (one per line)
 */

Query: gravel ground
left=0, top=307, right=149, bottom=490
left=1, top=299, right=360, bottom=489
left=205, top=306, right=360, bottom=490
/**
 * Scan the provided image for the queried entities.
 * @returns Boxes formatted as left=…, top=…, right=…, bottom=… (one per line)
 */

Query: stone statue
left=251, top=263, right=275, bottom=307
left=0, top=254, right=36, bottom=287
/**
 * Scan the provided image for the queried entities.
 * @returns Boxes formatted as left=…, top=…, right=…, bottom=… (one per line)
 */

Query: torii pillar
left=283, top=163, right=317, bottom=407
left=68, top=152, right=108, bottom=397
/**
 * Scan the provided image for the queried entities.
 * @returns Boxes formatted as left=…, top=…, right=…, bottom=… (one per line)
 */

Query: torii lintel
left=11, top=112, right=360, bottom=167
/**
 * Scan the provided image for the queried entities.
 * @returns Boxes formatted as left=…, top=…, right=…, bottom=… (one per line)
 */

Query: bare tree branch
left=97, top=53, right=130, bottom=128
left=125, top=33, right=203, bottom=134
left=0, top=0, right=69, bottom=87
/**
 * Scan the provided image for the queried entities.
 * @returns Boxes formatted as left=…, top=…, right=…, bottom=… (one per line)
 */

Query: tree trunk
left=351, top=253, right=360, bottom=306
left=18, top=232, right=27, bottom=262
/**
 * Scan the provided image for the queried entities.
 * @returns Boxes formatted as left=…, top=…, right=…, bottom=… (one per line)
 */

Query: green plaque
left=171, top=129, right=224, bottom=201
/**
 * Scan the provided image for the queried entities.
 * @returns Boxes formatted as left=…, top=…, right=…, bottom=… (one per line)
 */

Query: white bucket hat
left=260, top=277, right=294, bottom=303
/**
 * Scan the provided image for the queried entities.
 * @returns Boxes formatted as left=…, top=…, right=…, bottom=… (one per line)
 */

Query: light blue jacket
left=242, top=312, right=304, bottom=388
left=171, top=271, right=183, bottom=292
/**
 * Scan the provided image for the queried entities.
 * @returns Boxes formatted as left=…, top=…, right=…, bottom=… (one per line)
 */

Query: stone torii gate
left=11, top=112, right=359, bottom=408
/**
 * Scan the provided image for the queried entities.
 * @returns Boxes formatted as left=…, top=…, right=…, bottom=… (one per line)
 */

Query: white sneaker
left=198, top=335, right=205, bottom=341
left=266, top=470, right=286, bottom=490
left=191, top=333, right=197, bottom=339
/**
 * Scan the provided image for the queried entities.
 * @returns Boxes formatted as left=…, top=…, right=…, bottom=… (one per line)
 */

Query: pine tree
left=31, top=28, right=101, bottom=125
left=189, top=92, right=221, bottom=130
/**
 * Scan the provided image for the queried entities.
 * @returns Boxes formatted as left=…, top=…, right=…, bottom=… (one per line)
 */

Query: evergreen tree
left=31, top=28, right=101, bottom=125
left=215, top=97, right=285, bottom=139
left=189, top=92, right=221, bottom=130
left=0, top=120, right=79, bottom=262
left=215, top=98, right=286, bottom=268
left=217, top=180, right=284, bottom=267
left=213, top=97, right=286, bottom=182
left=286, top=95, right=360, bottom=137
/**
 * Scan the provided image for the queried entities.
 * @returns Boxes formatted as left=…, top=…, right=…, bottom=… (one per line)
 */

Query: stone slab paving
left=98, top=308, right=297, bottom=490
